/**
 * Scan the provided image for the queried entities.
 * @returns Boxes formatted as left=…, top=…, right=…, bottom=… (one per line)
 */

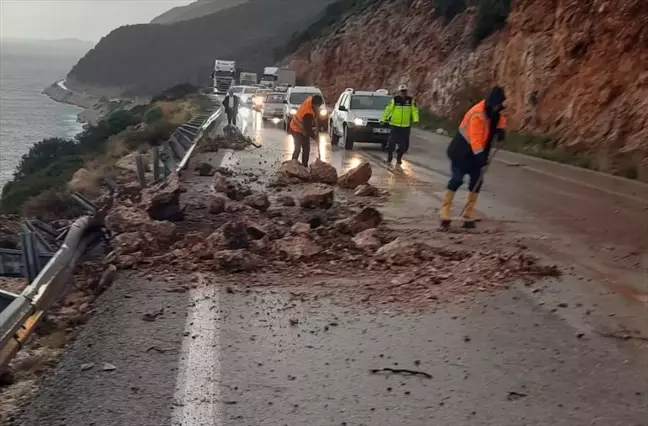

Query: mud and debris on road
left=3, top=113, right=647, bottom=426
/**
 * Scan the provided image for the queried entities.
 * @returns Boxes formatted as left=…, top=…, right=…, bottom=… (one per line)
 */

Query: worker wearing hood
left=441, top=87, right=507, bottom=229
left=289, top=95, right=323, bottom=167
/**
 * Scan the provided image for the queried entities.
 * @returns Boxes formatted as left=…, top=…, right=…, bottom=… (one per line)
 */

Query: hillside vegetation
left=0, top=85, right=204, bottom=217
left=150, top=0, right=249, bottom=25
left=67, top=0, right=334, bottom=96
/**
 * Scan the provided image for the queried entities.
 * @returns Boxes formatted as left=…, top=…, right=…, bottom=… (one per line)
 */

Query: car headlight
left=289, top=108, right=297, bottom=115
left=319, top=108, right=327, bottom=117
left=240, top=95, right=249, bottom=103
left=353, top=117, right=366, bottom=126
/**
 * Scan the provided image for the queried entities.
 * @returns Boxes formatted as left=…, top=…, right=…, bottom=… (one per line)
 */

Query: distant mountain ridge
left=150, top=0, right=249, bottom=24
left=1, top=38, right=94, bottom=57
left=66, top=0, right=335, bottom=96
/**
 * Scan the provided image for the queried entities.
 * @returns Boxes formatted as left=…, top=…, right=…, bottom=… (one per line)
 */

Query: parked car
left=282, top=86, right=329, bottom=133
left=261, top=92, right=286, bottom=123
left=329, top=88, right=392, bottom=149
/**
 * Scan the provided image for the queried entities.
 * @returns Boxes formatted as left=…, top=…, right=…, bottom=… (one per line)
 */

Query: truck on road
left=260, top=67, right=296, bottom=88
left=239, top=72, right=258, bottom=86
left=212, top=60, right=236, bottom=94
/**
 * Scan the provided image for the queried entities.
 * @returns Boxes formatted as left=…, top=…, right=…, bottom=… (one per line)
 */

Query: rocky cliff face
left=287, top=0, right=648, bottom=179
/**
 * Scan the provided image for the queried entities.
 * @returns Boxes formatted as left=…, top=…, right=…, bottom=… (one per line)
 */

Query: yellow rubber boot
left=439, top=190, right=455, bottom=228
left=462, top=192, right=479, bottom=229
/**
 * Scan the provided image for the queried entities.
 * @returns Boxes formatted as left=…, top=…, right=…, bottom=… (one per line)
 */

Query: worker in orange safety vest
left=289, top=95, right=323, bottom=167
left=440, top=86, right=507, bottom=229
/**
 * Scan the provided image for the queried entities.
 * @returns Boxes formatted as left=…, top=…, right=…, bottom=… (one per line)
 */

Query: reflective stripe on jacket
left=458, top=100, right=506, bottom=154
left=290, top=96, right=316, bottom=135
left=381, top=95, right=420, bottom=128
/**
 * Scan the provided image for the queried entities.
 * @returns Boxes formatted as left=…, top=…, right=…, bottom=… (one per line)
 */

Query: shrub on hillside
left=10, top=138, right=80, bottom=182
left=144, top=106, right=164, bottom=124
left=22, top=189, right=86, bottom=222
left=0, top=154, right=84, bottom=214
left=433, top=0, right=466, bottom=23
left=472, top=0, right=511, bottom=46
left=76, top=109, right=141, bottom=154
left=125, top=121, right=177, bottom=150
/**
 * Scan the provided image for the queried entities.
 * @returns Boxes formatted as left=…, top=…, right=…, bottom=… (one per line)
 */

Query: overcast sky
left=0, top=0, right=194, bottom=42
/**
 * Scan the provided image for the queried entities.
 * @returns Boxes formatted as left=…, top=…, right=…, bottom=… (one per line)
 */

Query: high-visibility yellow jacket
left=381, top=95, right=420, bottom=127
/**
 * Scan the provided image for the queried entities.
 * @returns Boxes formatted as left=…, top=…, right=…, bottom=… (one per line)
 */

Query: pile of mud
left=200, top=125, right=258, bottom=152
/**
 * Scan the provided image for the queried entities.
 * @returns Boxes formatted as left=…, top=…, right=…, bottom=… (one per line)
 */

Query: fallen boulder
left=209, top=195, right=228, bottom=214
left=245, top=221, right=267, bottom=240
left=214, top=250, right=262, bottom=272
left=106, top=205, right=177, bottom=245
left=140, top=172, right=184, bottom=221
left=112, top=232, right=141, bottom=255
left=338, top=161, right=372, bottom=189
left=279, top=159, right=310, bottom=181
left=337, top=207, right=382, bottom=235
left=309, top=159, right=338, bottom=184
left=290, top=222, right=311, bottom=235
left=213, top=173, right=251, bottom=200
left=277, top=195, right=296, bottom=206
left=374, top=237, right=425, bottom=265
left=196, top=162, right=215, bottom=176
left=352, top=228, right=382, bottom=251
left=354, top=184, right=379, bottom=197
left=221, top=221, right=250, bottom=250
left=299, top=185, right=334, bottom=209
left=244, top=192, right=270, bottom=212
left=276, top=236, right=322, bottom=260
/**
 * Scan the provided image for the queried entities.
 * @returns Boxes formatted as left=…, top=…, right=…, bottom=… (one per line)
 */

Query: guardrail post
left=20, top=232, right=38, bottom=283
left=135, top=155, right=147, bottom=188
left=152, top=147, right=162, bottom=181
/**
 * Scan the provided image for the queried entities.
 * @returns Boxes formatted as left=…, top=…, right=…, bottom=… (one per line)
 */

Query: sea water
left=0, top=52, right=84, bottom=189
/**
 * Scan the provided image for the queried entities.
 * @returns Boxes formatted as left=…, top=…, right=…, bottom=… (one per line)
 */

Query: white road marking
left=171, top=276, right=221, bottom=426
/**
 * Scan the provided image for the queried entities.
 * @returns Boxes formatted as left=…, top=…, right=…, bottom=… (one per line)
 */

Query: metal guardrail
left=0, top=95, right=224, bottom=372
left=157, top=95, right=223, bottom=178
left=0, top=216, right=105, bottom=371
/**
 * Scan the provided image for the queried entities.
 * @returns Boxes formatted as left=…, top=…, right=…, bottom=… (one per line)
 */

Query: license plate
left=373, top=128, right=390, bottom=134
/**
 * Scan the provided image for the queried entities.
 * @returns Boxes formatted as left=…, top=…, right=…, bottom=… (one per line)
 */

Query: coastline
left=42, top=80, right=148, bottom=127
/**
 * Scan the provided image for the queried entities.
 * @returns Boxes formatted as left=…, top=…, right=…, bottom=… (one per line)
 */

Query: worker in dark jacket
left=223, top=89, right=239, bottom=126
left=289, top=95, right=323, bottom=167
left=440, top=86, right=507, bottom=229
left=381, top=84, right=419, bottom=164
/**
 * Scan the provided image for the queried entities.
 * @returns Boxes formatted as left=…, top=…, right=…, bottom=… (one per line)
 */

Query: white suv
left=282, top=86, right=329, bottom=133
left=329, top=89, right=392, bottom=149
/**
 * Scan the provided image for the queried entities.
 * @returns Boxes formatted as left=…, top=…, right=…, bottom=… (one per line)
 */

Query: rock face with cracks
left=338, top=161, right=372, bottom=189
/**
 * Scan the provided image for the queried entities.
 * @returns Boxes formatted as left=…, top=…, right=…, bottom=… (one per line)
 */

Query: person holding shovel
left=440, top=86, right=507, bottom=229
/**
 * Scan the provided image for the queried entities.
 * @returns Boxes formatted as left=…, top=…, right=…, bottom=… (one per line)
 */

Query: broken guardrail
left=0, top=95, right=223, bottom=373
left=0, top=215, right=105, bottom=372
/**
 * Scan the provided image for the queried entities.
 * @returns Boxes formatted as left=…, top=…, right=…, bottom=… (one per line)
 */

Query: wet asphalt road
left=12, top=109, right=648, bottom=426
